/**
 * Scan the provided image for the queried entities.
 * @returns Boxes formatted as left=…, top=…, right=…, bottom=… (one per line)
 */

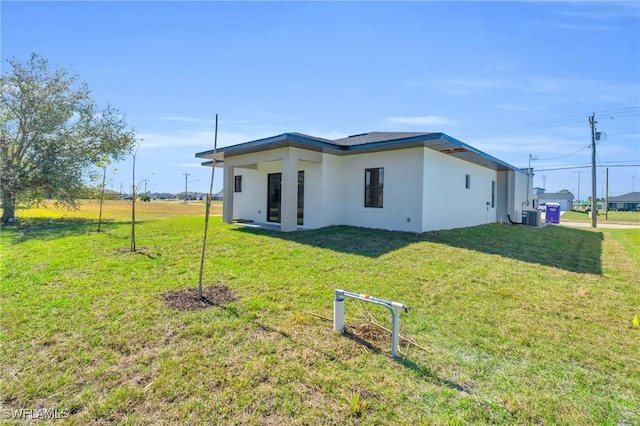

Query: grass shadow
left=425, top=223, right=603, bottom=274
left=233, top=225, right=421, bottom=258
left=233, top=223, right=603, bottom=274
left=341, top=327, right=472, bottom=394
left=1, top=219, right=142, bottom=244
left=254, top=321, right=338, bottom=361
left=396, top=356, right=473, bottom=394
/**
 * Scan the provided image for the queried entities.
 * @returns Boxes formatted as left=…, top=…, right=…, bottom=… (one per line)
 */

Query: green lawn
left=562, top=209, right=640, bottom=224
left=1, top=207, right=639, bottom=425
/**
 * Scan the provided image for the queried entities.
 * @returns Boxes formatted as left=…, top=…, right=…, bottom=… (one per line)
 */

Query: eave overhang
left=195, top=132, right=524, bottom=174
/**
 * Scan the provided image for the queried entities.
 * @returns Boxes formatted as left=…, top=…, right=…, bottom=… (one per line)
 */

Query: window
left=234, top=175, right=242, bottom=193
left=465, top=174, right=471, bottom=189
left=491, top=180, right=495, bottom=207
left=365, top=168, right=384, bottom=208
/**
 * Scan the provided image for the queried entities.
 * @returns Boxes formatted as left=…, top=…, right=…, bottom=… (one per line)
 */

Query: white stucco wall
left=222, top=145, right=527, bottom=233
left=513, top=169, right=530, bottom=221
left=338, top=148, right=425, bottom=233
left=422, top=149, right=497, bottom=231
left=496, top=170, right=510, bottom=224
left=318, top=154, right=342, bottom=227
left=225, top=148, right=326, bottom=228
left=232, top=166, right=263, bottom=222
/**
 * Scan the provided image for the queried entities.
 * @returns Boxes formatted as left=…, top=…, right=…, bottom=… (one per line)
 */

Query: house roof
left=536, top=192, right=574, bottom=201
left=333, top=132, right=432, bottom=146
left=607, top=192, right=640, bottom=203
left=195, top=131, right=525, bottom=174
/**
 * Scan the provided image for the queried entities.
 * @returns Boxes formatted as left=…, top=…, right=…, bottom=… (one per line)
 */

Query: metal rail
left=334, top=289, right=410, bottom=358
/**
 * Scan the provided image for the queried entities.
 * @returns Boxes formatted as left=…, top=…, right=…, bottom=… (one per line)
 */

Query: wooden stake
left=198, top=114, right=218, bottom=300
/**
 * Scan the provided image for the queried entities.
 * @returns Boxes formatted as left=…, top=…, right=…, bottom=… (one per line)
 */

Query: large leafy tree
left=0, top=53, right=135, bottom=221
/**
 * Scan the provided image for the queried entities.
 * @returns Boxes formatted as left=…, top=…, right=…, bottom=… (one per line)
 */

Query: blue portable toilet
left=545, top=203, right=561, bottom=224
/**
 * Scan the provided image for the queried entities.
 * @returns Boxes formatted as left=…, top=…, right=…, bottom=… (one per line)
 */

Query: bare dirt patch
left=343, top=322, right=390, bottom=352
left=161, top=285, right=238, bottom=310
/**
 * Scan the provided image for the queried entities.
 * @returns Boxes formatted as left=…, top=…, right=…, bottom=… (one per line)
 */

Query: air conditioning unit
left=523, top=210, right=540, bottom=226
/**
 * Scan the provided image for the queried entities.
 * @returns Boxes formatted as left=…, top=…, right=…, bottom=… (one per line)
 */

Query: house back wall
left=422, top=148, right=497, bottom=232
left=338, top=148, right=425, bottom=233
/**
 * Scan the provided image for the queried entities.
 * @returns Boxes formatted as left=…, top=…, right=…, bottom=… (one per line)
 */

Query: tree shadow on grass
left=1, top=219, right=139, bottom=244
left=232, top=224, right=603, bottom=275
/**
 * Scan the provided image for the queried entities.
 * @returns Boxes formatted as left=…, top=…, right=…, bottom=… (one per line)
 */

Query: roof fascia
left=344, top=133, right=525, bottom=174
left=438, top=133, right=526, bottom=174
left=195, top=133, right=341, bottom=158
left=195, top=132, right=525, bottom=174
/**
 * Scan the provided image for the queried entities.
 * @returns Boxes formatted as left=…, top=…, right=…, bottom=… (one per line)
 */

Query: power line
left=534, top=164, right=639, bottom=172
left=461, top=106, right=640, bottom=139
left=536, top=144, right=590, bottom=161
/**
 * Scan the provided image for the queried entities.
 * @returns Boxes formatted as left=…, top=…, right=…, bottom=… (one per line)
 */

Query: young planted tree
left=131, top=144, right=139, bottom=252
left=88, top=162, right=117, bottom=232
left=0, top=53, right=135, bottom=222
left=97, top=164, right=107, bottom=232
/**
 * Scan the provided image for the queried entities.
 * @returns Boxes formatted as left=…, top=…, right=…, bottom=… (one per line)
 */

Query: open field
left=1, top=203, right=639, bottom=424
left=8, top=199, right=221, bottom=223
left=562, top=210, right=640, bottom=224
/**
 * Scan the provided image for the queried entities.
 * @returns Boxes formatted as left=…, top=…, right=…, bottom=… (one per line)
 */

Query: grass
left=1, top=202, right=639, bottom=424
left=562, top=209, right=640, bottom=224
left=13, top=199, right=220, bottom=222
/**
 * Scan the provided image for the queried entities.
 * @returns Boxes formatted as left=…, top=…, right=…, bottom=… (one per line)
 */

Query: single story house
left=532, top=187, right=545, bottom=196
left=195, top=132, right=531, bottom=232
left=535, top=192, right=574, bottom=212
left=607, top=192, right=640, bottom=211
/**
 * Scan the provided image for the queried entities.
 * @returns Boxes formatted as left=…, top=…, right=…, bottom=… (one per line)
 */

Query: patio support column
left=280, top=150, right=298, bottom=232
left=223, top=165, right=234, bottom=224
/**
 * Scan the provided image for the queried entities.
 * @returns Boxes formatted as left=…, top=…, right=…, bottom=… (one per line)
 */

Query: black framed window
left=465, top=174, right=471, bottom=189
left=234, top=175, right=242, bottom=193
left=365, top=168, right=384, bottom=208
left=491, top=180, right=495, bottom=207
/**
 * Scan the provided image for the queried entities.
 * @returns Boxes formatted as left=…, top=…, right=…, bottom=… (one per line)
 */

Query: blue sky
left=2, top=1, right=639, bottom=199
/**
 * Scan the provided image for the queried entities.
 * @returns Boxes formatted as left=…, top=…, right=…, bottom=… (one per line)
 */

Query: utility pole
left=589, top=113, right=597, bottom=228
left=605, top=168, right=609, bottom=220
left=527, top=154, right=537, bottom=206
left=183, top=172, right=190, bottom=204
left=575, top=171, right=581, bottom=207
left=542, top=174, right=547, bottom=191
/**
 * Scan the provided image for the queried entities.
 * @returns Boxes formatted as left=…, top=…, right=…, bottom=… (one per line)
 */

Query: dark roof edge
left=195, top=131, right=526, bottom=174
left=438, top=133, right=527, bottom=175
left=195, top=133, right=340, bottom=158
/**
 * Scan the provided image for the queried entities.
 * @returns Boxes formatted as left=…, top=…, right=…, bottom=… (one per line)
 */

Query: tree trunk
left=97, top=166, right=106, bottom=232
left=1, top=193, right=16, bottom=222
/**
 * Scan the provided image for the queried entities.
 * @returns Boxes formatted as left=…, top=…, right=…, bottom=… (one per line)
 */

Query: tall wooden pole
left=131, top=150, right=137, bottom=251
left=589, top=114, right=597, bottom=228
left=605, top=168, right=609, bottom=220
left=198, top=114, right=218, bottom=300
